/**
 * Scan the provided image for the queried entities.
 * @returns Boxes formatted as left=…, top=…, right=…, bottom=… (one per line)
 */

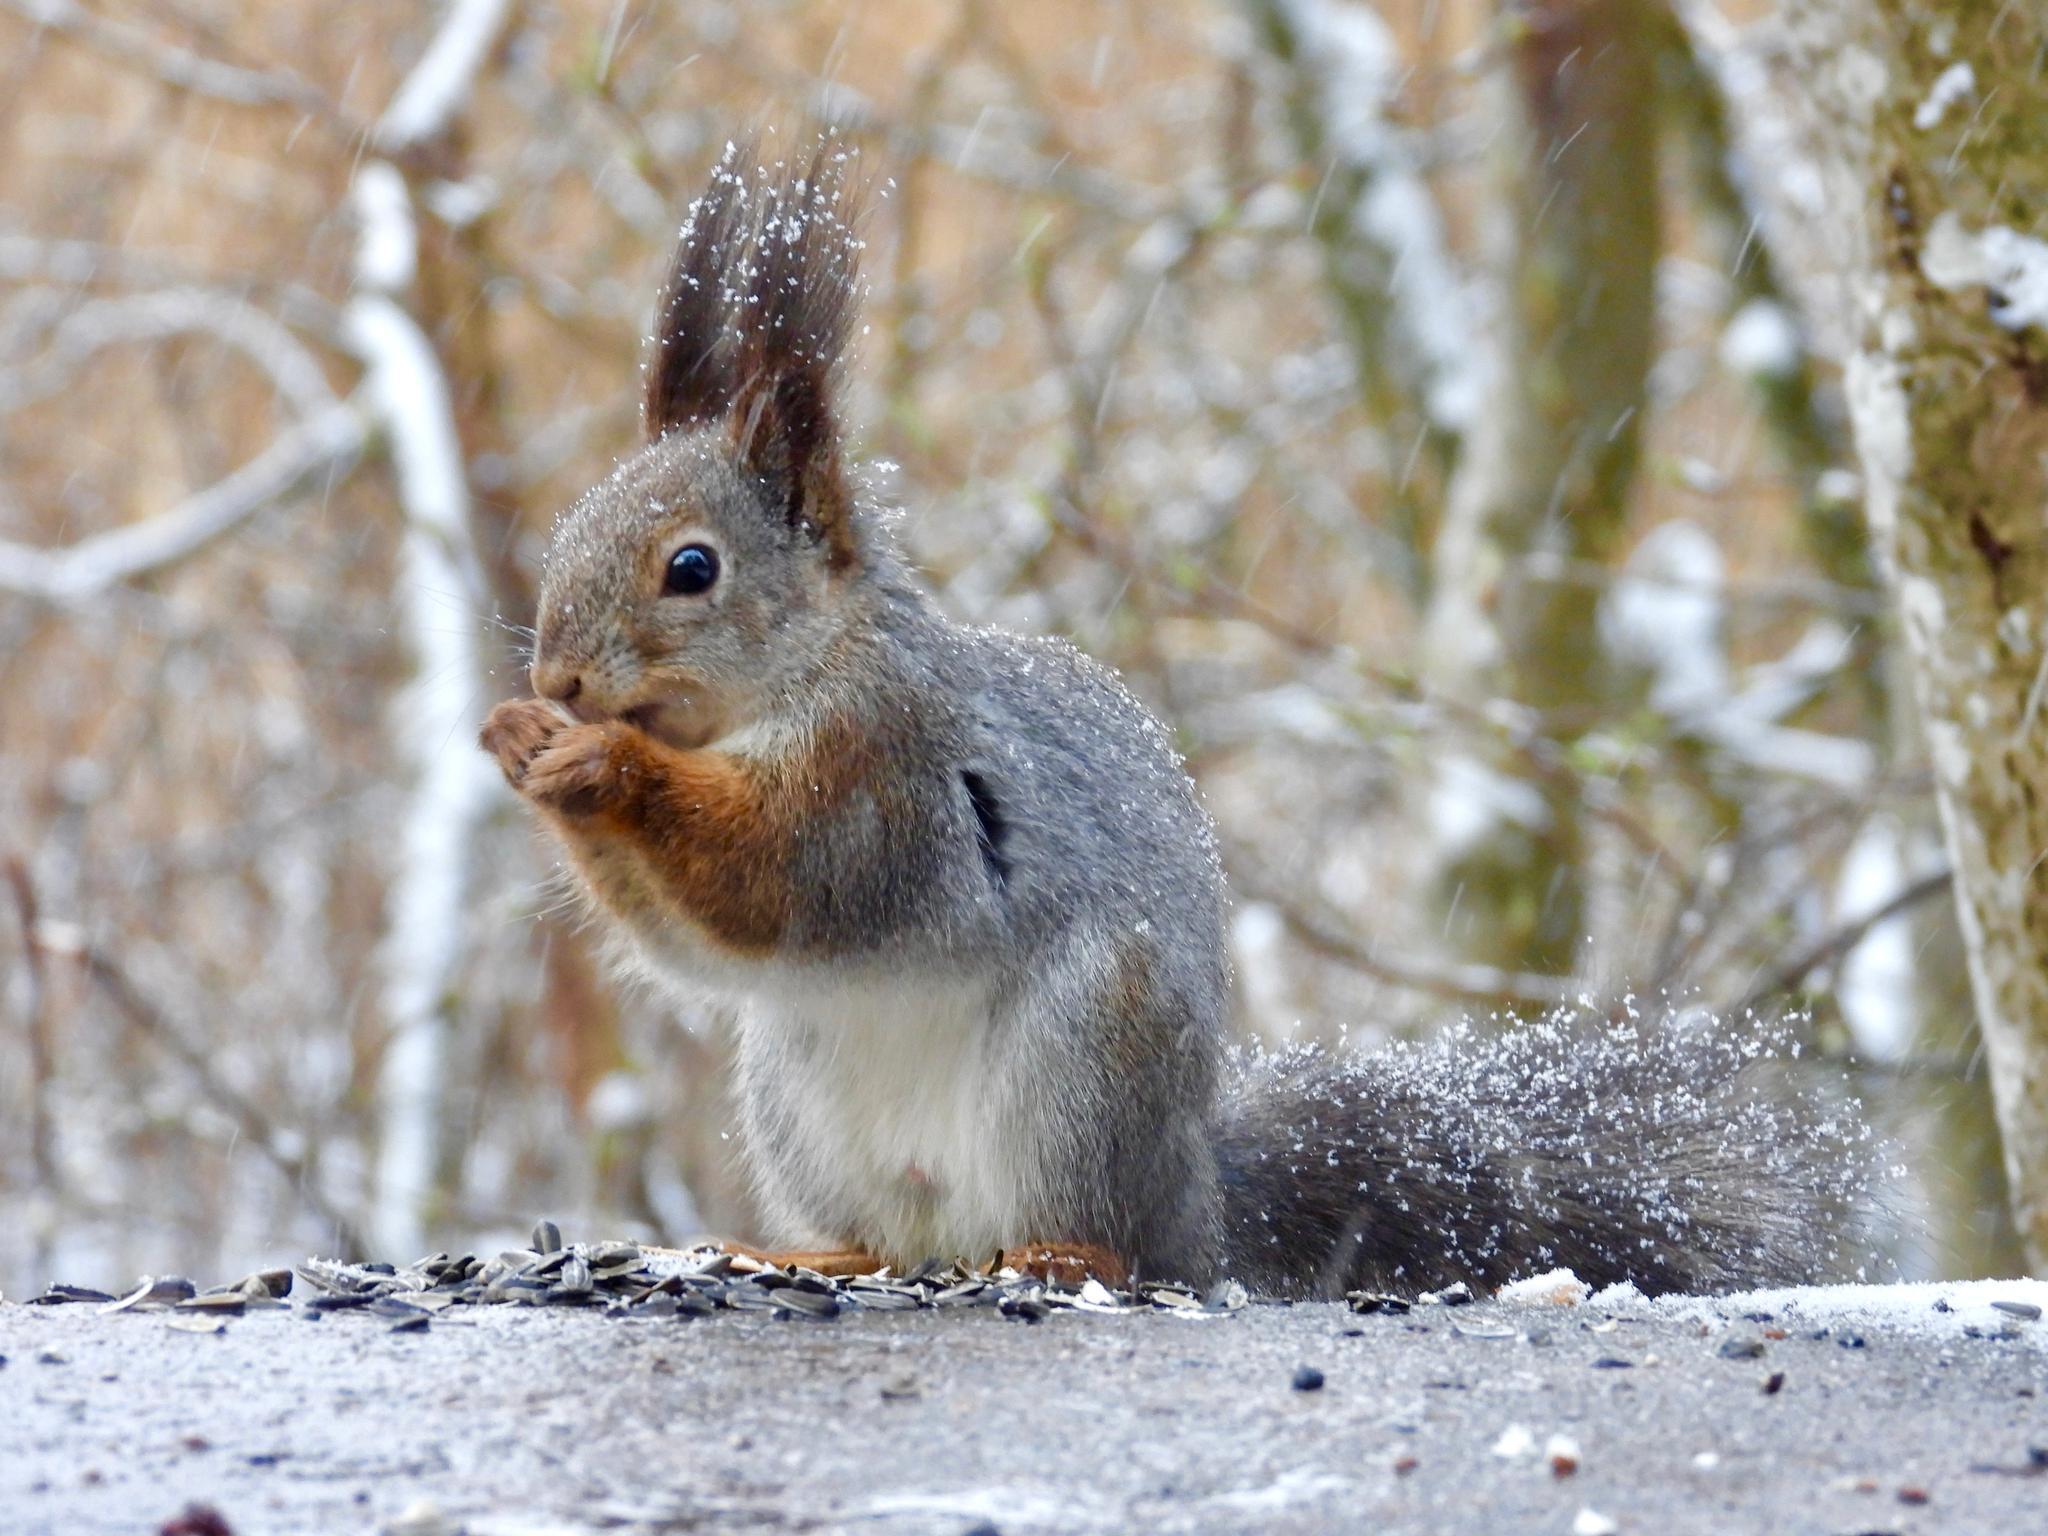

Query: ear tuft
left=644, top=139, right=866, bottom=568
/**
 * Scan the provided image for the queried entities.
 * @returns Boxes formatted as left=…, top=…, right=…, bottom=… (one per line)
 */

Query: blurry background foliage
left=0, top=0, right=2028, bottom=1295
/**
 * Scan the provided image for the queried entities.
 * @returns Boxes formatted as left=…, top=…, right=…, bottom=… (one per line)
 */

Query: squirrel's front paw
left=519, top=720, right=645, bottom=818
left=480, top=697, right=566, bottom=787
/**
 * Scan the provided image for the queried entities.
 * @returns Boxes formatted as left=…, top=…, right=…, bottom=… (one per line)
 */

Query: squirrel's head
left=531, top=142, right=867, bottom=749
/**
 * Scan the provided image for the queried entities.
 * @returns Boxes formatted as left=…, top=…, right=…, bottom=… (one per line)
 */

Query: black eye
left=664, top=543, right=720, bottom=596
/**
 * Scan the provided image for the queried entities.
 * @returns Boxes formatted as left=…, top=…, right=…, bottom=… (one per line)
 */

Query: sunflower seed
left=101, top=1276, right=198, bottom=1315
left=773, top=1289, right=841, bottom=1320
left=1346, top=1292, right=1411, bottom=1316
left=306, top=1292, right=376, bottom=1312
left=176, top=1294, right=247, bottom=1316
left=30, top=1284, right=117, bottom=1306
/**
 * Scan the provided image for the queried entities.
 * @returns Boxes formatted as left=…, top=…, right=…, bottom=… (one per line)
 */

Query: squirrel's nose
left=531, top=662, right=582, bottom=707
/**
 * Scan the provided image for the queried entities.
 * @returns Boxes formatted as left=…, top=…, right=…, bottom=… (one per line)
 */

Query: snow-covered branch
left=0, top=286, right=363, bottom=602
left=374, top=0, right=514, bottom=152
left=1249, top=0, right=1479, bottom=437
left=350, top=38, right=502, bottom=1256
left=0, top=288, right=338, bottom=416
left=5, top=0, right=344, bottom=121
left=0, top=400, right=364, bottom=602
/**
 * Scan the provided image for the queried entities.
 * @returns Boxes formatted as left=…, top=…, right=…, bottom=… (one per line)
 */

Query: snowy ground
left=1, top=1274, right=2042, bottom=1536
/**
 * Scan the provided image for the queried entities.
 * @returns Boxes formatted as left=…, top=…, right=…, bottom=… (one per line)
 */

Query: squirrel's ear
left=647, top=143, right=864, bottom=570
left=645, top=150, right=747, bottom=439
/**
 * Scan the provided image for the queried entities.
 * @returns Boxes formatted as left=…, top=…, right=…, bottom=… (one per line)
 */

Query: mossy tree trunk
left=1804, top=0, right=2048, bottom=1267
left=1419, top=0, right=1660, bottom=977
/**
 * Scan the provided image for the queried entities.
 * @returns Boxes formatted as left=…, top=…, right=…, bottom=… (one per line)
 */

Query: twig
left=0, top=287, right=340, bottom=416
left=1735, top=868, right=1952, bottom=1016
left=5, top=0, right=365, bottom=138
left=1229, top=861, right=1578, bottom=1012
left=4, top=857, right=58, bottom=1220
left=29, top=919, right=364, bottom=1254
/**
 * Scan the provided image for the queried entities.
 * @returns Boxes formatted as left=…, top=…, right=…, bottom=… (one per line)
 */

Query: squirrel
left=480, top=144, right=1872, bottom=1299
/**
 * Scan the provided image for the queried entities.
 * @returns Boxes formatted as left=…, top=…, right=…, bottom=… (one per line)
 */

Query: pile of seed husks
left=20, top=1221, right=1259, bottom=1331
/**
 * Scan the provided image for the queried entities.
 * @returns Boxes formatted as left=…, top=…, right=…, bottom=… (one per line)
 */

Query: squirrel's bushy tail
left=1214, top=1011, right=1882, bottom=1299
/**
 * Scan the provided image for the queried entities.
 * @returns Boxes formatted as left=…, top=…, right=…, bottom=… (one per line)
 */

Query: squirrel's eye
left=663, top=543, right=720, bottom=596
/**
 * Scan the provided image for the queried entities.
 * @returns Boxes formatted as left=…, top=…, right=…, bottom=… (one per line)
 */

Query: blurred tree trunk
left=1418, top=0, right=1659, bottom=976
left=1805, top=0, right=2048, bottom=1267
left=1244, top=0, right=1476, bottom=595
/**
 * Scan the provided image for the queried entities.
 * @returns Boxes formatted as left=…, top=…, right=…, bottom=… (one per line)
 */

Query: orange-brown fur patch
left=480, top=696, right=881, bottom=957
left=721, top=1242, right=886, bottom=1278
left=999, top=1242, right=1130, bottom=1289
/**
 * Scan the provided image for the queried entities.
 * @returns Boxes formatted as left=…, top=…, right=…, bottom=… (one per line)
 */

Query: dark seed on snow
left=1291, top=1366, right=1325, bottom=1391
left=390, top=1315, right=430, bottom=1334
left=774, top=1290, right=841, bottom=1320
left=1346, top=1292, right=1411, bottom=1316
left=1718, top=1338, right=1767, bottom=1359
left=32, top=1284, right=117, bottom=1306
left=1591, top=1357, right=1633, bottom=1370
left=844, top=1287, right=922, bottom=1311
left=1762, top=1371, right=1786, bottom=1395
left=102, top=1276, right=198, bottom=1314
left=1991, top=1301, right=2040, bottom=1322
left=306, top=1292, right=376, bottom=1312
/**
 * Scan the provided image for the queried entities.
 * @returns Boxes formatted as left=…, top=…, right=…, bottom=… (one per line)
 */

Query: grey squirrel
left=479, top=144, right=1871, bottom=1298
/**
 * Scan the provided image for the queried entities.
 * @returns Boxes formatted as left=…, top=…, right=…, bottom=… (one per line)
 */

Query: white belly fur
left=735, top=965, right=1038, bottom=1264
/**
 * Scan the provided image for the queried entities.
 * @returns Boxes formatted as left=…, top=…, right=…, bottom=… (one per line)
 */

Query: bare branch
left=0, top=398, right=365, bottom=602
left=0, top=287, right=339, bottom=415
left=1229, top=860, right=1579, bottom=1012
left=5, top=0, right=353, bottom=125
left=1735, top=869, right=1953, bottom=1017
left=0, top=236, right=345, bottom=338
